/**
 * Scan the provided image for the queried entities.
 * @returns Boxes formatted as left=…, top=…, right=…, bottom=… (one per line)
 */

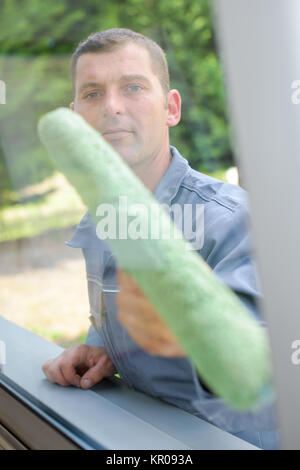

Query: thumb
left=80, top=354, right=107, bottom=389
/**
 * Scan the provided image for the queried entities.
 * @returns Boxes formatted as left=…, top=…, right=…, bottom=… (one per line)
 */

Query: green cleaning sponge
left=38, top=107, right=273, bottom=410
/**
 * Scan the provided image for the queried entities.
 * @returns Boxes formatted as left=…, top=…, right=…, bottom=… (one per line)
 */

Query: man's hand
left=116, top=269, right=186, bottom=357
left=42, top=345, right=116, bottom=389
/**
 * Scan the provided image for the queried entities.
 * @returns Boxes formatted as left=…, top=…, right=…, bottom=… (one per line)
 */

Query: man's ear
left=166, top=90, right=181, bottom=128
left=70, top=101, right=74, bottom=111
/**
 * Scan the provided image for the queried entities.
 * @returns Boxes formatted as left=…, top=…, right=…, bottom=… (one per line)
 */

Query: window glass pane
left=0, top=1, right=272, bottom=452
left=0, top=0, right=235, bottom=347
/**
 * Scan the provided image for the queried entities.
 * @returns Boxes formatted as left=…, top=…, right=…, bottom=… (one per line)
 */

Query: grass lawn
left=0, top=172, right=86, bottom=242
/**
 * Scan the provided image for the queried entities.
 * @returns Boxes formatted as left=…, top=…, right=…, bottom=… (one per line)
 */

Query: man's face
left=71, top=43, right=177, bottom=168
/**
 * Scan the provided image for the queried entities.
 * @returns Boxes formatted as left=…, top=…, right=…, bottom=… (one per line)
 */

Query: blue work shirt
left=66, top=146, right=280, bottom=450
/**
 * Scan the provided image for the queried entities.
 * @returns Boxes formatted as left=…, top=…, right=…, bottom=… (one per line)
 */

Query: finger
left=56, top=366, right=74, bottom=386
left=80, top=354, right=108, bottom=389
left=60, top=362, right=81, bottom=387
left=42, top=362, right=70, bottom=387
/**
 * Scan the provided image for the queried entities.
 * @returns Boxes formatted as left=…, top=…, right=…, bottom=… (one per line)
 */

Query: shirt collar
left=153, top=146, right=190, bottom=204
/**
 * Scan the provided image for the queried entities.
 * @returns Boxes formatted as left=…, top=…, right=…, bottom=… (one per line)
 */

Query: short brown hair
left=70, top=28, right=170, bottom=98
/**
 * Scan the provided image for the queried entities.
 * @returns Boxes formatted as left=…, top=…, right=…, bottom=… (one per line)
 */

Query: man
left=42, top=28, right=278, bottom=449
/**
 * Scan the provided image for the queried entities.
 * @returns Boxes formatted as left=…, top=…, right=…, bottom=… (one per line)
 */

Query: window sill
left=0, top=317, right=258, bottom=450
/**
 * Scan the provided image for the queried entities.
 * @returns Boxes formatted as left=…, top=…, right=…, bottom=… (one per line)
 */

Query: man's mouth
left=102, top=129, right=132, bottom=138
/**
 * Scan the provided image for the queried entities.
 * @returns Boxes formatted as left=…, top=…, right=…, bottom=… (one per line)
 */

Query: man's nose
left=103, top=89, right=124, bottom=116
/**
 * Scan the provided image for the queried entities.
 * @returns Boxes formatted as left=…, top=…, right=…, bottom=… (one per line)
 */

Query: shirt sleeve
left=196, top=201, right=263, bottom=393
left=191, top=201, right=277, bottom=431
left=204, top=201, right=263, bottom=325
left=85, top=323, right=105, bottom=347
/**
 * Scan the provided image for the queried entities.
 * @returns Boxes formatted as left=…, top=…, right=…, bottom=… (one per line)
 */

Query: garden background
left=0, top=0, right=238, bottom=347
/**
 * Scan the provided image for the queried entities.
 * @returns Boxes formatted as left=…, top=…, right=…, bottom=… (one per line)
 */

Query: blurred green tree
left=0, top=0, right=233, bottom=207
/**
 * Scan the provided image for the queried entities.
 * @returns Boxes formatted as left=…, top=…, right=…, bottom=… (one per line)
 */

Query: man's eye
left=86, top=92, right=99, bottom=99
left=127, top=85, right=142, bottom=93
